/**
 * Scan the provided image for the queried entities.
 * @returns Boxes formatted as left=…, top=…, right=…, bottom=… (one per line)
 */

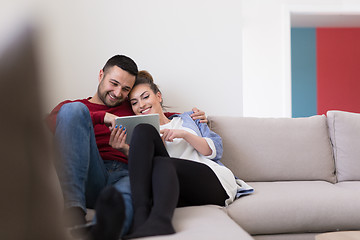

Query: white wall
left=28, top=0, right=243, bottom=116
left=241, top=0, right=360, bottom=117
left=3, top=0, right=360, bottom=117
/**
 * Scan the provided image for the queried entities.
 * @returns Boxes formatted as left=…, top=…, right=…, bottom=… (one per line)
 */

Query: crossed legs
left=126, top=124, right=228, bottom=239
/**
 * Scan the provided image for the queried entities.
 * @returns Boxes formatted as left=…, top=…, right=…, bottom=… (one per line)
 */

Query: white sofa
left=140, top=110, right=360, bottom=240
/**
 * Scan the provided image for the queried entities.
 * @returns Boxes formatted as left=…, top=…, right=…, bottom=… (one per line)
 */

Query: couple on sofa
left=49, top=55, right=242, bottom=240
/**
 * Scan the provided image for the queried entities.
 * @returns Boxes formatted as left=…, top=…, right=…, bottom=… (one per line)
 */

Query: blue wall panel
left=291, top=28, right=317, bottom=117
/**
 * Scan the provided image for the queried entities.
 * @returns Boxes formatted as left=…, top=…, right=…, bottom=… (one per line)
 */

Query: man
left=48, top=55, right=206, bottom=239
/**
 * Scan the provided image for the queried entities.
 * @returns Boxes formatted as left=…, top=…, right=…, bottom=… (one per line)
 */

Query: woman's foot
left=89, top=186, right=125, bottom=240
left=129, top=206, right=151, bottom=234
left=123, top=215, right=175, bottom=239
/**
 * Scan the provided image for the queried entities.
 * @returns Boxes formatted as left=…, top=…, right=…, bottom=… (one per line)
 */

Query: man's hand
left=104, top=112, right=118, bottom=131
left=191, top=107, right=208, bottom=124
left=109, top=125, right=129, bottom=156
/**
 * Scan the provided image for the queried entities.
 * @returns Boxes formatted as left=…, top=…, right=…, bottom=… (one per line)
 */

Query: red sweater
left=47, top=98, right=175, bottom=164
left=47, top=98, right=134, bottom=163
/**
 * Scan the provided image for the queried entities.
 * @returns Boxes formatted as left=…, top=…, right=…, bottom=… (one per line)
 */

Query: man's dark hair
left=102, top=55, right=138, bottom=76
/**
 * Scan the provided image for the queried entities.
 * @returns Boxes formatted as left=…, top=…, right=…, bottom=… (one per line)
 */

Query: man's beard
left=97, top=88, right=124, bottom=107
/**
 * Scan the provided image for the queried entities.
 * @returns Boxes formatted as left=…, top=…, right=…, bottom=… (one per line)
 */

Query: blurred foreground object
left=0, top=20, right=68, bottom=240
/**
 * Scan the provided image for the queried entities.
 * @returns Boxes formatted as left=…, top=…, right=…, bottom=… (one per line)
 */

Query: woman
left=110, top=71, right=240, bottom=239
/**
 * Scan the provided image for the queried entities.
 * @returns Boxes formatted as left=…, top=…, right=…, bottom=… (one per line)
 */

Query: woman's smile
left=140, top=107, right=152, bottom=114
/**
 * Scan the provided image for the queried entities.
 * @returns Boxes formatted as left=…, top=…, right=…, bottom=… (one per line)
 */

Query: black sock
left=123, top=213, right=175, bottom=239
left=89, top=186, right=125, bottom=240
left=129, top=205, right=151, bottom=234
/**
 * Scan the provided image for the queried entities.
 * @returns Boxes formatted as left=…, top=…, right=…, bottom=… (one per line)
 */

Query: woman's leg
left=125, top=156, right=178, bottom=239
left=127, top=124, right=169, bottom=232
left=172, top=159, right=228, bottom=207
left=126, top=158, right=228, bottom=239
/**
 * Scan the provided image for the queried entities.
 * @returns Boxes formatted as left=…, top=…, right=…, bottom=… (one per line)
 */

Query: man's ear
left=99, top=69, right=104, bottom=83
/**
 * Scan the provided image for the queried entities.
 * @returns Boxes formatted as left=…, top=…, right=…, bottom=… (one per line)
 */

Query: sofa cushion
left=226, top=181, right=360, bottom=235
left=327, top=110, right=360, bottom=182
left=139, top=205, right=254, bottom=240
left=209, top=116, right=336, bottom=182
left=254, top=233, right=317, bottom=240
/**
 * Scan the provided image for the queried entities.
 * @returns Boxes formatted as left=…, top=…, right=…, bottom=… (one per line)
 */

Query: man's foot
left=89, top=186, right=125, bottom=240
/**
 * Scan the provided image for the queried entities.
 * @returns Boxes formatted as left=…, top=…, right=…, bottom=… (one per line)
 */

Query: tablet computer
left=115, top=114, right=160, bottom=144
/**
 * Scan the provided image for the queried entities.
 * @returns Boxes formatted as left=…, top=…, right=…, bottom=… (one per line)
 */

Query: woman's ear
left=156, top=91, right=163, bottom=104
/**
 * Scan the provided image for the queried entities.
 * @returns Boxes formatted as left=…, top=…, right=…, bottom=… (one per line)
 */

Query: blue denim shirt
left=168, top=111, right=223, bottom=162
left=169, top=111, right=254, bottom=198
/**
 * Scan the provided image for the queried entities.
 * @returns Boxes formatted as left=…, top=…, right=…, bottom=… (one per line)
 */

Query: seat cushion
left=226, top=181, right=360, bottom=235
left=209, top=116, right=336, bottom=182
left=136, top=205, right=254, bottom=240
left=254, top=233, right=317, bottom=240
left=327, top=110, right=360, bottom=181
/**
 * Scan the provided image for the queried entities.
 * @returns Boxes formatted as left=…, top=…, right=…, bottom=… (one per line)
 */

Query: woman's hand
left=160, top=129, right=187, bottom=142
left=109, top=125, right=129, bottom=156
left=161, top=128, right=212, bottom=156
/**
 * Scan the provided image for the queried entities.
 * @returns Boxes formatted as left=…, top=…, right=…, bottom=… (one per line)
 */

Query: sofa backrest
left=208, top=115, right=336, bottom=183
left=327, top=110, right=360, bottom=182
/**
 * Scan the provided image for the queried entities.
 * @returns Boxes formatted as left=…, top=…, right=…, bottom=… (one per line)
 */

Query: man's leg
left=88, top=162, right=132, bottom=240
left=55, top=102, right=108, bottom=226
left=90, top=185, right=125, bottom=240
left=107, top=162, right=133, bottom=237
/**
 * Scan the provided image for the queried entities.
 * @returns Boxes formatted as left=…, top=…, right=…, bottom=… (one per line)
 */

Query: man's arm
left=164, top=107, right=208, bottom=123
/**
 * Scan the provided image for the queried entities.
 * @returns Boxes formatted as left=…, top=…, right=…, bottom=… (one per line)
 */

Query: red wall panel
left=317, top=28, right=360, bottom=115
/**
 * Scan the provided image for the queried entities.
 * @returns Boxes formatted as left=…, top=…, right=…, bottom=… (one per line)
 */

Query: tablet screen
left=115, top=114, right=160, bottom=144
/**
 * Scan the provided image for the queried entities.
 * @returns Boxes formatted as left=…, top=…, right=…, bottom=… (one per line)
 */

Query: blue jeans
left=54, top=102, right=133, bottom=236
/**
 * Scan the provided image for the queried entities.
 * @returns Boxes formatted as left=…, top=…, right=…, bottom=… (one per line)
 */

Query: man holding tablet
left=47, top=55, right=206, bottom=239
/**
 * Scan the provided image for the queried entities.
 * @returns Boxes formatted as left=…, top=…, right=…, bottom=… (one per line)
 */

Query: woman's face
left=129, top=84, right=163, bottom=115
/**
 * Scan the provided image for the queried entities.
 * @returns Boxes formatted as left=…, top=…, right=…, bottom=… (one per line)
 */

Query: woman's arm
left=160, top=129, right=212, bottom=156
left=177, top=111, right=223, bottom=160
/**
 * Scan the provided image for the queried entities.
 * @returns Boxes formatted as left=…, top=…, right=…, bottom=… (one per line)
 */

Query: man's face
left=97, top=66, right=136, bottom=107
